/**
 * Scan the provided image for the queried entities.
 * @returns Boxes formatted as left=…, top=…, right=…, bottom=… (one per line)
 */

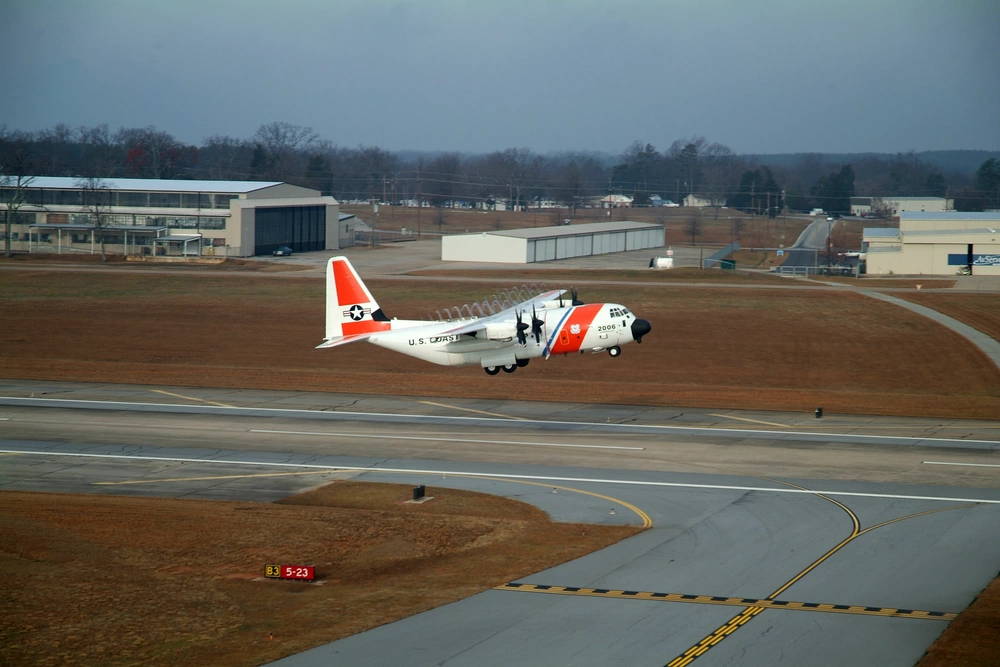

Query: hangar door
left=255, top=205, right=325, bottom=255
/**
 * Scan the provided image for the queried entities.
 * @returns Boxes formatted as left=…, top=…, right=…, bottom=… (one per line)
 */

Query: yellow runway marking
left=707, top=413, right=791, bottom=428
left=494, top=584, right=957, bottom=620
left=479, top=477, right=653, bottom=528
left=419, top=400, right=526, bottom=420
left=150, top=389, right=234, bottom=408
left=94, top=471, right=342, bottom=485
left=662, top=478, right=974, bottom=665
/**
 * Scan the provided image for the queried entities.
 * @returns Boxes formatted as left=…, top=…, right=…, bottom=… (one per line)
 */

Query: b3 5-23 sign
left=265, top=564, right=315, bottom=581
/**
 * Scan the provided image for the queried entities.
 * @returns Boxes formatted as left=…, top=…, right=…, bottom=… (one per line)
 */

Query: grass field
left=900, top=292, right=1000, bottom=340
left=1, top=269, right=997, bottom=418
left=0, top=484, right=639, bottom=666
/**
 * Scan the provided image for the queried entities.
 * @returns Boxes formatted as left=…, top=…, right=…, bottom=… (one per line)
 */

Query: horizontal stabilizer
left=315, top=332, right=377, bottom=349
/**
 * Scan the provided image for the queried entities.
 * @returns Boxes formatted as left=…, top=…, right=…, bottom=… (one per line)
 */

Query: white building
left=597, top=194, right=633, bottom=208
left=863, top=212, right=1000, bottom=275
left=441, top=220, right=664, bottom=263
left=683, top=194, right=723, bottom=208
left=1, top=176, right=347, bottom=257
left=850, top=196, right=953, bottom=217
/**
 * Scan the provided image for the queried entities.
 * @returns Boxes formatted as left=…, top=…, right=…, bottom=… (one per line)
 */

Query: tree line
left=2, top=122, right=998, bottom=213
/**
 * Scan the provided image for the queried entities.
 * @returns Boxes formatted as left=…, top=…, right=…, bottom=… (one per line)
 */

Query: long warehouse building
left=441, top=220, right=664, bottom=263
left=0, top=176, right=353, bottom=257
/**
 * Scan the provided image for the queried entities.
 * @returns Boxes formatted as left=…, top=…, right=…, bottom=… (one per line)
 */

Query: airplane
left=316, top=256, right=651, bottom=375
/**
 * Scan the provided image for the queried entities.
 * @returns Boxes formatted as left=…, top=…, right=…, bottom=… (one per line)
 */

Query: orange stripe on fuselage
left=548, top=304, right=602, bottom=355
left=332, top=259, right=370, bottom=306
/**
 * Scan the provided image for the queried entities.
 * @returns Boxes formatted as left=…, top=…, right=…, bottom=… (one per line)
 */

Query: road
left=1, top=379, right=999, bottom=666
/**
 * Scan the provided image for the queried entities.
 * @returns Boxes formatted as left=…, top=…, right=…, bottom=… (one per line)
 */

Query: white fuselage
left=370, top=303, right=638, bottom=368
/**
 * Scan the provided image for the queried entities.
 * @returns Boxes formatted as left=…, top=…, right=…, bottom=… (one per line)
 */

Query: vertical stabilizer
left=324, top=256, right=390, bottom=341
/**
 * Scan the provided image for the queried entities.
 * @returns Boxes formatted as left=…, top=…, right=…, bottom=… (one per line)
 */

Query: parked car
left=272, top=246, right=294, bottom=256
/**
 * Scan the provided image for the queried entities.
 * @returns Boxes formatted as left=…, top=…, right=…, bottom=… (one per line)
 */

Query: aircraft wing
left=441, top=289, right=565, bottom=337
left=315, top=332, right=379, bottom=349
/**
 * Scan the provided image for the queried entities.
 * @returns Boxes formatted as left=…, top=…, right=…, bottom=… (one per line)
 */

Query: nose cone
left=631, top=318, right=651, bottom=343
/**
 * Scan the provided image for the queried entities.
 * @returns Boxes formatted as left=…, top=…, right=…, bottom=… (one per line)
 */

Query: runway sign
left=265, top=564, right=315, bottom=581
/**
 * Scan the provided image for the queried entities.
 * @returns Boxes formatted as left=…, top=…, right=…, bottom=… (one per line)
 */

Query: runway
left=2, top=379, right=999, bottom=666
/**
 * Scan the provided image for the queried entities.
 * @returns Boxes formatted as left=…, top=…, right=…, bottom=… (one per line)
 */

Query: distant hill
left=745, top=150, right=1000, bottom=175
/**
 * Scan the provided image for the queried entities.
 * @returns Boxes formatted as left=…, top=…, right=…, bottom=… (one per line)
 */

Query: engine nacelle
left=484, top=324, right=516, bottom=340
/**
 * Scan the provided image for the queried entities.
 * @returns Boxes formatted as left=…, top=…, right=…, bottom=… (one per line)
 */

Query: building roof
left=484, top=220, right=662, bottom=240
left=900, top=212, right=1000, bottom=221
left=4, top=176, right=284, bottom=193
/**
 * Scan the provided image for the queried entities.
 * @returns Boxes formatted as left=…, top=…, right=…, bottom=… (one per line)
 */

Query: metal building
left=863, top=212, right=1000, bottom=275
left=441, top=220, right=664, bottom=263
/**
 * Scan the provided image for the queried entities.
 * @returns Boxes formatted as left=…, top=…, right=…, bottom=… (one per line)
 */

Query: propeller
left=515, top=309, right=529, bottom=345
left=530, top=305, right=544, bottom=343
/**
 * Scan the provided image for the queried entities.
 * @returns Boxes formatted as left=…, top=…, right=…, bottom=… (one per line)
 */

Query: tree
left=811, top=165, right=854, bottom=214
left=1, top=137, right=35, bottom=257
left=115, top=126, right=189, bottom=178
left=76, top=177, right=113, bottom=261
left=304, top=153, right=333, bottom=193
left=730, top=167, right=780, bottom=214
left=611, top=142, right=661, bottom=205
left=974, top=158, right=1000, bottom=209
left=252, top=122, right=317, bottom=181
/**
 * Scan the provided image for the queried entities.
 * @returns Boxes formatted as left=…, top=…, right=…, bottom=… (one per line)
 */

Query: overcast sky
left=5, top=0, right=999, bottom=155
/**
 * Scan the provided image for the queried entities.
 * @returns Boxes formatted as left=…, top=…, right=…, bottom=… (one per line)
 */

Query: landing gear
left=608, top=346, right=622, bottom=358
left=516, top=358, right=530, bottom=368
left=483, top=366, right=500, bottom=375
left=502, top=363, right=518, bottom=373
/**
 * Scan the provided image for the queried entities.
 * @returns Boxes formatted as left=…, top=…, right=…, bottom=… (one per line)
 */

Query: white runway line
left=249, top=429, right=644, bottom=451
left=923, top=461, right=1000, bottom=468
left=3, top=448, right=999, bottom=505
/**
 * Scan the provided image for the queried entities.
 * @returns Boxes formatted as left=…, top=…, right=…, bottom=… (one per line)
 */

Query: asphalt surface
left=2, top=379, right=999, bottom=666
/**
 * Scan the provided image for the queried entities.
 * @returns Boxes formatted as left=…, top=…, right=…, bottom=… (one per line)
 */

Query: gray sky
left=5, top=0, right=999, bottom=155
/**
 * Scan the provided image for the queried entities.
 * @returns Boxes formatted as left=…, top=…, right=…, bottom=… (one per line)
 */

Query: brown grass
left=0, top=270, right=997, bottom=418
left=900, top=292, right=1000, bottom=340
left=918, top=575, right=1000, bottom=667
left=0, top=485, right=640, bottom=666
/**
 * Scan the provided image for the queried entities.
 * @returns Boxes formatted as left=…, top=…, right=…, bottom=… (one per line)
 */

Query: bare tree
left=253, top=121, right=318, bottom=181
left=76, top=177, right=113, bottom=260
left=1, top=174, right=35, bottom=257
left=1, top=140, right=36, bottom=256
left=115, top=126, right=187, bottom=178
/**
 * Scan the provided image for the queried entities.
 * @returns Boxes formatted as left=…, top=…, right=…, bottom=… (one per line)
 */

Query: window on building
left=214, top=194, right=236, bottom=209
left=53, top=190, right=83, bottom=205
left=181, top=193, right=212, bottom=209
left=117, top=191, right=148, bottom=207
left=149, top=192, right=181, bottom=208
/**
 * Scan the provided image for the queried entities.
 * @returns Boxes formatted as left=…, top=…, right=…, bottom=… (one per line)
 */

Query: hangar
left=441, top=220, right=664, bottom=263
left=0, top=176, right=349, bottom=257
left=863, top=211, right=1000, bottom=275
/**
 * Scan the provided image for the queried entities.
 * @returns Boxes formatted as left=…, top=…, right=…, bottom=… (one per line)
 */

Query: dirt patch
left=0, top=484, right=641, bottom=666
left=1, top=270, right=997, bottom=419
